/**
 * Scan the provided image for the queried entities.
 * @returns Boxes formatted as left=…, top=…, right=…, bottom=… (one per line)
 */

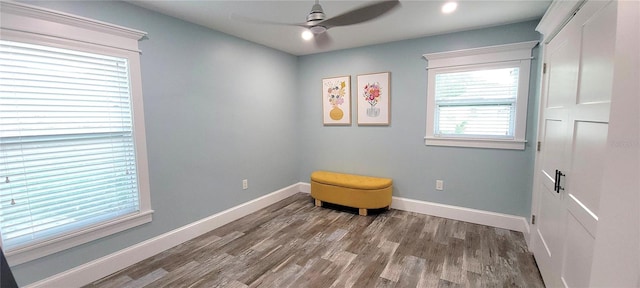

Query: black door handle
left=554, top=169, right=559, bottom=193
left=557, top=170, right=565, bottom=192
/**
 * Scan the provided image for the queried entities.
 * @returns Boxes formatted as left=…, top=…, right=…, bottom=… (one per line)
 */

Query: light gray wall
left=13, top=1, right=299, bottom=285
left=296, top=20, right=541, bottom=217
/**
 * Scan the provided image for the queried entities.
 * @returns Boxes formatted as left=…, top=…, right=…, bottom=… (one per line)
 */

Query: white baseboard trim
left=391, top=196, right=530, bottom=236
left=26, top=182, right=305, bottom=288
left=299, top=182, right=311, bottom=193
left=298, top=182, right=530, bottom=238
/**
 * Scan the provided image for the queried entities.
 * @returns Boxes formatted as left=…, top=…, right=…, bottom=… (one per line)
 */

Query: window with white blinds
left=434, top=67, right=519, bottom=138
left=0, top=1, right=151, bottom=265
left=0, top=40, right=142, bottom=251
left=423, top=41, right=537, bottom=150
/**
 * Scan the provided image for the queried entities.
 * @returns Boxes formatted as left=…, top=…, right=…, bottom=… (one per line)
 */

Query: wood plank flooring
left=85, top=193, right=544, bottom=288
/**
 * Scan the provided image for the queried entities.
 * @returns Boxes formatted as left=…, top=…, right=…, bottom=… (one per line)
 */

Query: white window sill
left=425, top=136, right=526, bottom=150
left=5, top=210, right=153, bottom=265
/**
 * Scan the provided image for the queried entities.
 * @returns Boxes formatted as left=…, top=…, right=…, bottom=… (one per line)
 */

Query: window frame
left=0, top=1, right=152, bottom=265
left=423, top=41, right=538, bottom=150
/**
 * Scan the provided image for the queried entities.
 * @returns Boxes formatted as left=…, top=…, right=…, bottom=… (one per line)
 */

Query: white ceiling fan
left=232, top=0, right=401, bottom=47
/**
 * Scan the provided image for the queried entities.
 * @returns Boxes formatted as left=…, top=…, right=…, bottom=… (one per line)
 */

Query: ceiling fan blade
left=229, top=12, right=305, bottom=28
left=319, top=0, right=400, bottom=28
left=314, top=32, right=333, bottom=48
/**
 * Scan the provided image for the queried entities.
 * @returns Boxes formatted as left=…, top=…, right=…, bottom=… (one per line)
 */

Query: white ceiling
left=127, top=0, right=551, bottom=56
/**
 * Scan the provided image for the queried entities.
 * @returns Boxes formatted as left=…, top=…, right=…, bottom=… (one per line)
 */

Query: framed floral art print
left=357, top=72, right=390, bottom=125
left=322, top=76, right=351, bottom=125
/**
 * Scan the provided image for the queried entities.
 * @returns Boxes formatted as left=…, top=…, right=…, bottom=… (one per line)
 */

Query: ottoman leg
left=359, top=208, right=367, bottom=216
left=315, top=199, right=322, bottom=207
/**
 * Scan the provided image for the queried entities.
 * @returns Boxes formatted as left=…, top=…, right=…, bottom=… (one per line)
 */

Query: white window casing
left=0, top=2, right=152, bottom=265
left=423, top=41, right=538, bottom=150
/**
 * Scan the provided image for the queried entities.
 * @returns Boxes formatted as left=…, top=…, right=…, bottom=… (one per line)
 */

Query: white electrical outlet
left=436, top=180, right=444, bottom=191
left=242, top=179, right=248, bottom=190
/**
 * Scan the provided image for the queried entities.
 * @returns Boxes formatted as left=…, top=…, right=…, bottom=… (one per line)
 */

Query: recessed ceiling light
left=441, top=2, right=458, bottom=14
left=301, top=30, right=313, bottom=41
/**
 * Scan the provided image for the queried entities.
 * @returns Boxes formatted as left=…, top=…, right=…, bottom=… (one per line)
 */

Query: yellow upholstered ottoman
left=310, top=171, right=392, bottom=216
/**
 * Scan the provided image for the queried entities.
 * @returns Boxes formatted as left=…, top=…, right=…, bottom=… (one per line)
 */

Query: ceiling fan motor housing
left=307, top=3, right=325, bottom=23
left=307, top=3, right=327, bottom=34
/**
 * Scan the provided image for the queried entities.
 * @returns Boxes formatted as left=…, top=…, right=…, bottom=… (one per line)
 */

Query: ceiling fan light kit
left=301, top=30, right=314, bottom=40
left=309, top=25, right=327, bottom=34
left=441, top=2, right=458, bottom=14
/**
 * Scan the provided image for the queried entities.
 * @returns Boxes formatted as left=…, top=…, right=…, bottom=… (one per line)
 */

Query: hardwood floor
left=85, top=193, right=544, bottom=288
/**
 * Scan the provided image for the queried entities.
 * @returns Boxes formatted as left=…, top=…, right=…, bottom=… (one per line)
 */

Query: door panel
left=561, top=214, right=596, bottom=288
left=535, top=115, right=568, bottom=287
left=533, top=11, right=578, bottom=286
left=559, top=2, right=616, bottom=284
left=546, top=37, right=579, bottom=109
left=540, top=119, right=566, bottom=192
left=578, top=1, right=617, bottom=104
left=567, top=193, right=598, bottom=238
left=537, top=182, right=563, bottom=258
left=533, top=19, right=576, bottom=287
left=567, top=121, right=608, bottom=219
left=534, top=181, right=564, bottom=288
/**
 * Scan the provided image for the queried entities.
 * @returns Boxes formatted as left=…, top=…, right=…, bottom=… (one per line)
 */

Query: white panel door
left=560, top=1, right=615, bottom=287
left=533, top=0, right=615, bottom=287
left=533, top=23, right=576, bottom=288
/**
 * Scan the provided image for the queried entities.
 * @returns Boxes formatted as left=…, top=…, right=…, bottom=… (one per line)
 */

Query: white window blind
left=424, top=41, right=536, bottom=150
left=434, top=67, right=519, bottom=138
left=0, top=40, right=141, bottom=250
